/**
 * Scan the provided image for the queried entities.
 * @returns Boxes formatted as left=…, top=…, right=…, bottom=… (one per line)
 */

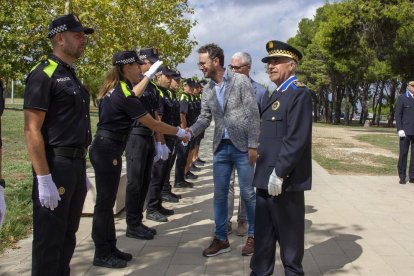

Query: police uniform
left=146, top=67, right=179, bottom=220
left=89, top=51, right=147, bottom=267
left=250, top=41, right=312, bottom=276
left=395, top=88, right=414, bottom=183
left=175, top=80, right=197, bottom=186
left=125, top=48, right=160, bottom=238
left=24, top=14, right=93, bottom=274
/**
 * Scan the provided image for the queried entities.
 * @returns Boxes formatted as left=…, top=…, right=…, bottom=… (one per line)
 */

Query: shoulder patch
left=293, top=80, right=306, bottom=88
left=180, top=94, right=188, bottom=101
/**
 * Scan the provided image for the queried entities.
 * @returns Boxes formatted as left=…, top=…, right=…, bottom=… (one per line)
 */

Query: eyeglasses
left=228, top=64, right=248, bottom=70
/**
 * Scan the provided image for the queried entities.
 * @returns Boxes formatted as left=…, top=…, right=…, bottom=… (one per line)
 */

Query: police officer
left=175, top=79, right=197, bottom=188
left=125, top=47, right=164, bottom=240
left=146, top=66, right=179, bottom=222
left=161, top=71, right=183, bottom=202
left=184, top=80, right=199, bottom=180
left=24, top=14, right=94, bottom=275
left=90, top=51, right=189, bottom=268
left=250, top=41, right=312, bottom=276
left=395, top=80, right=414, bottom=184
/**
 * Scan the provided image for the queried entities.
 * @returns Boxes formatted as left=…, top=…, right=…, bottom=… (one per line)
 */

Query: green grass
left=0, top=108, right=98, bottom=253
left=355, top=134, right=399, bottom=155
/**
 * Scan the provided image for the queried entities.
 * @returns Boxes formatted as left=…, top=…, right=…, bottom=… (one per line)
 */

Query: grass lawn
left=0, top=108, right=98, bottom=253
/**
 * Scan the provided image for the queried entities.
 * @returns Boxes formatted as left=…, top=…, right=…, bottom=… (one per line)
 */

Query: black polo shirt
left=131, top=81, right=159, bottom=129
left=97, top=81, right=147, bottom=135
left=24, top=54, right=92, bottom=147
left=156, top=85, right=180, bottom=127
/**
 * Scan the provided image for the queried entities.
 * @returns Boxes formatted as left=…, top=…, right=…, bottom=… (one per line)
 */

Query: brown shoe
left=242, top=236, right=254, bottom=256
left=202, top=237, right=231, bottom=257
left=236, top=221, right=247, bottom=236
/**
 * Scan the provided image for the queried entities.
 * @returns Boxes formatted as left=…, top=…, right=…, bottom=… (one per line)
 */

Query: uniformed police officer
left=90, top=51, right=189, bottom=268
left=175, top=79, right=197, bottom=188
left=395, top=80, right=414, bottom=184
left=23, top=14, right=94, bottom=276
left=250, top=41, right=312, bottom=276
left=125, top=47, right=165, bottom=240
left=161, top=71, right=183, bottom=202
left=146, top=66, right=180, bottom=222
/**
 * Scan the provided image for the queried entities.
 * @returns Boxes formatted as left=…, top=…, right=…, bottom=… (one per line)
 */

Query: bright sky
left=177, top=0, right=326, bottom=89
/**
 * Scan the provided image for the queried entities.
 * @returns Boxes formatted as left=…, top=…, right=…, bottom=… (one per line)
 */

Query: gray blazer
left=190, top=70, right=260, bottom=153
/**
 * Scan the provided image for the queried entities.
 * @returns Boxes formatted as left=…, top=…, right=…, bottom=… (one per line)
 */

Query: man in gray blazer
left=189, top=43, right=260, bottom=257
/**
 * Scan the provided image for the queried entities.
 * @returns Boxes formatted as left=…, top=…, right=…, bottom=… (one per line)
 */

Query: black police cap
left=171, top=70, right=182, bottom=79
left=261, top=40, right=303, bottom=63
left=112, top=51, right=144, bottom=66
left=48, top=14, right=94, bottom=38
left=183, top=78, right=197, bottom=88
left=157, top=66, right=176, bottom=76
left=138, top=47, right=159, bottom=64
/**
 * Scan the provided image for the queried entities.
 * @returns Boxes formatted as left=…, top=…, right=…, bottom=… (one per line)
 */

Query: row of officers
left=23, top=14, right=208, bottom=275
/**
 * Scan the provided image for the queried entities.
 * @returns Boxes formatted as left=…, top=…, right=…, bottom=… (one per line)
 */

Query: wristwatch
left=0, top=179, right=5, bottom=188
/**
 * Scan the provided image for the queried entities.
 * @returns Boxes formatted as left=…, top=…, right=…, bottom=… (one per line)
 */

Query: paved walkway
left=1, top=125, right=414, bottom=275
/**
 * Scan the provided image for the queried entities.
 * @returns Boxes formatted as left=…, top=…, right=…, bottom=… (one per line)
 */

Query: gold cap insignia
left=272, top=101, right=280, bottom=111
left=112, top=159, right=118, bottom=166
left=268, top=41, right=273, bottom=49
left=58, top=187, right=65, bottom=195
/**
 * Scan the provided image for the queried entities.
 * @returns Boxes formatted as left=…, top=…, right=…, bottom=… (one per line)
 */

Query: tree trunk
left=387, top=80, right=398, bottom=127
left=376, top=81, right=386, bottom=127
left=360, top=83, right=369, bottom=125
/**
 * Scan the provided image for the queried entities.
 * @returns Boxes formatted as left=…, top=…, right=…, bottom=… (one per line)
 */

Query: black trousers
left=250, top=189, right=305, bottom=276
left=162, top=137, right=179, bottom=194
left=398, top=135, right=414, bottom=181
left=32, top=154, right=87, bottom=276
left=175, top=140, right=191, bottom=183
left=89, top=135, right=125, bottom=257
left=147, top=137, right=177, bottom=210
left=125, top=134, right=154, bottom=226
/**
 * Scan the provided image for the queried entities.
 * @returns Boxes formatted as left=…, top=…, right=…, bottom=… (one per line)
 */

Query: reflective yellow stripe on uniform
left=43, top=59, right=58, bottom=78
left=180, top=94, right=188, bottom=101
left=154, top=84, right=164, bottom=98
left=120, top=81, right=132, bottom=97
left=30, top=62, right=42, bottom=73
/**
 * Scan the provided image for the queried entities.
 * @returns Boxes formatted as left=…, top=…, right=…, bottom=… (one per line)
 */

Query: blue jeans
left=213, top=141, right=256, bottom=240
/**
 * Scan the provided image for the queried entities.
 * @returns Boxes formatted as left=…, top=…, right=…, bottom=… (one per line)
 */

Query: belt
left=47, top=146, right=87, bottom=158
left=96, top=129, right=128, bottom=143
left=221, top=139, right=233, bottom=145
left=130, top=127, right=154, bottom=136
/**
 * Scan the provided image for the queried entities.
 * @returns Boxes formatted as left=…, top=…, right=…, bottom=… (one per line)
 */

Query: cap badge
left=112, top=159, right=118, bottom=166
left=58, top=187, right=65, bottom=195
left=268, top=41, right=273, bottom=49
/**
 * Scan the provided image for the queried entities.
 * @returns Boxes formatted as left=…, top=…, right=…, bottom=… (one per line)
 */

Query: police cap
left=261, top=40, right=302, bottom=63
left=48, top=14, right=94, bottom=38
left=183, top=78, right=197, bottom=88
left=112, top=51, right=144, bottom=66
left=157, top=66, right=176, bottom=77
left=138, top=48, right=159, bottom=63
left=171, top=70, right=182, bottom=79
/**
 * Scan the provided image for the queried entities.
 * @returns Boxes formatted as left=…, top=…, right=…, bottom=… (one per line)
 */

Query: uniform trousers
left=250, top=188, right=305, bottom=276
left=398, top=135, right=414, bottom=181
left=32, top=153, right=87, bottom=276
left=162, top=137, right=179, bottom=194
left=147, top=136, right=176, bottom=211
left=174, top=140, right=192, bottom=183
left=125, top=133, right=155, bottom=226
left=89, top=135, right=125, bottom=257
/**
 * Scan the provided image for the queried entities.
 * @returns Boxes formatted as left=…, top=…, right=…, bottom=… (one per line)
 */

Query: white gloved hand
left=86, top=176, right=91, bottom=192
left=154, top=142, right=162, bottom=162
left=176, top=127, right=191, bottom=140
left=160, top=144, right=170, bottom=160
left=398, top=130, right=406, bottom=137
left=0, top=186, right=6, bottom=228
left=144, top=60, right=163, bottom=80
left=37, top=174, right=61, bottom=211
left=268, top=169, right=283, bottom=196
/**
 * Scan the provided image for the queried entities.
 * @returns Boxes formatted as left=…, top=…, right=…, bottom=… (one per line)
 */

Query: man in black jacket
left=395, top=80, right=414, bottom=184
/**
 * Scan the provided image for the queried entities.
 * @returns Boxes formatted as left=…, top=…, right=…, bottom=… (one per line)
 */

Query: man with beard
left=24, top=14, right=94, bottom=275
left=189, top=43, right=260, bottom=257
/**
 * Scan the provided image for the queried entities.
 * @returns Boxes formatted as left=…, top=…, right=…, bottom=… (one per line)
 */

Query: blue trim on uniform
left=406, top=91, right=413, bottom=98
left=280, top=75, right=298, bottom=92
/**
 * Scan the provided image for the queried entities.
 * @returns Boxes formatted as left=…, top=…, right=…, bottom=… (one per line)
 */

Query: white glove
left=268, top=169, right=283, bottom=196
left=37, top=174, right=61, bottom=211
left=160, top=144, right=170, bottom=160
left=154, top=142, right=162, bottom=162
left=181, top=141, right=188, bottom=146
left=86, top=176, right=91, bottom=192
left=398, top=130, right=406, bottom=137
left=176, top=127, right=191, bottom=140
left=144, top=60, right=163, bottom=80
left=0, top=186, right=6, bottom=228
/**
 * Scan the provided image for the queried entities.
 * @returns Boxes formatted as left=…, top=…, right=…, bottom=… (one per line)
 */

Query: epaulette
left=293, top=80, right=306, bottom=88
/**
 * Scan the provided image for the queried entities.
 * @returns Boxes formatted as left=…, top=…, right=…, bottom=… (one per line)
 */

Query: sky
left=177, top=0, right=326, bottom=89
